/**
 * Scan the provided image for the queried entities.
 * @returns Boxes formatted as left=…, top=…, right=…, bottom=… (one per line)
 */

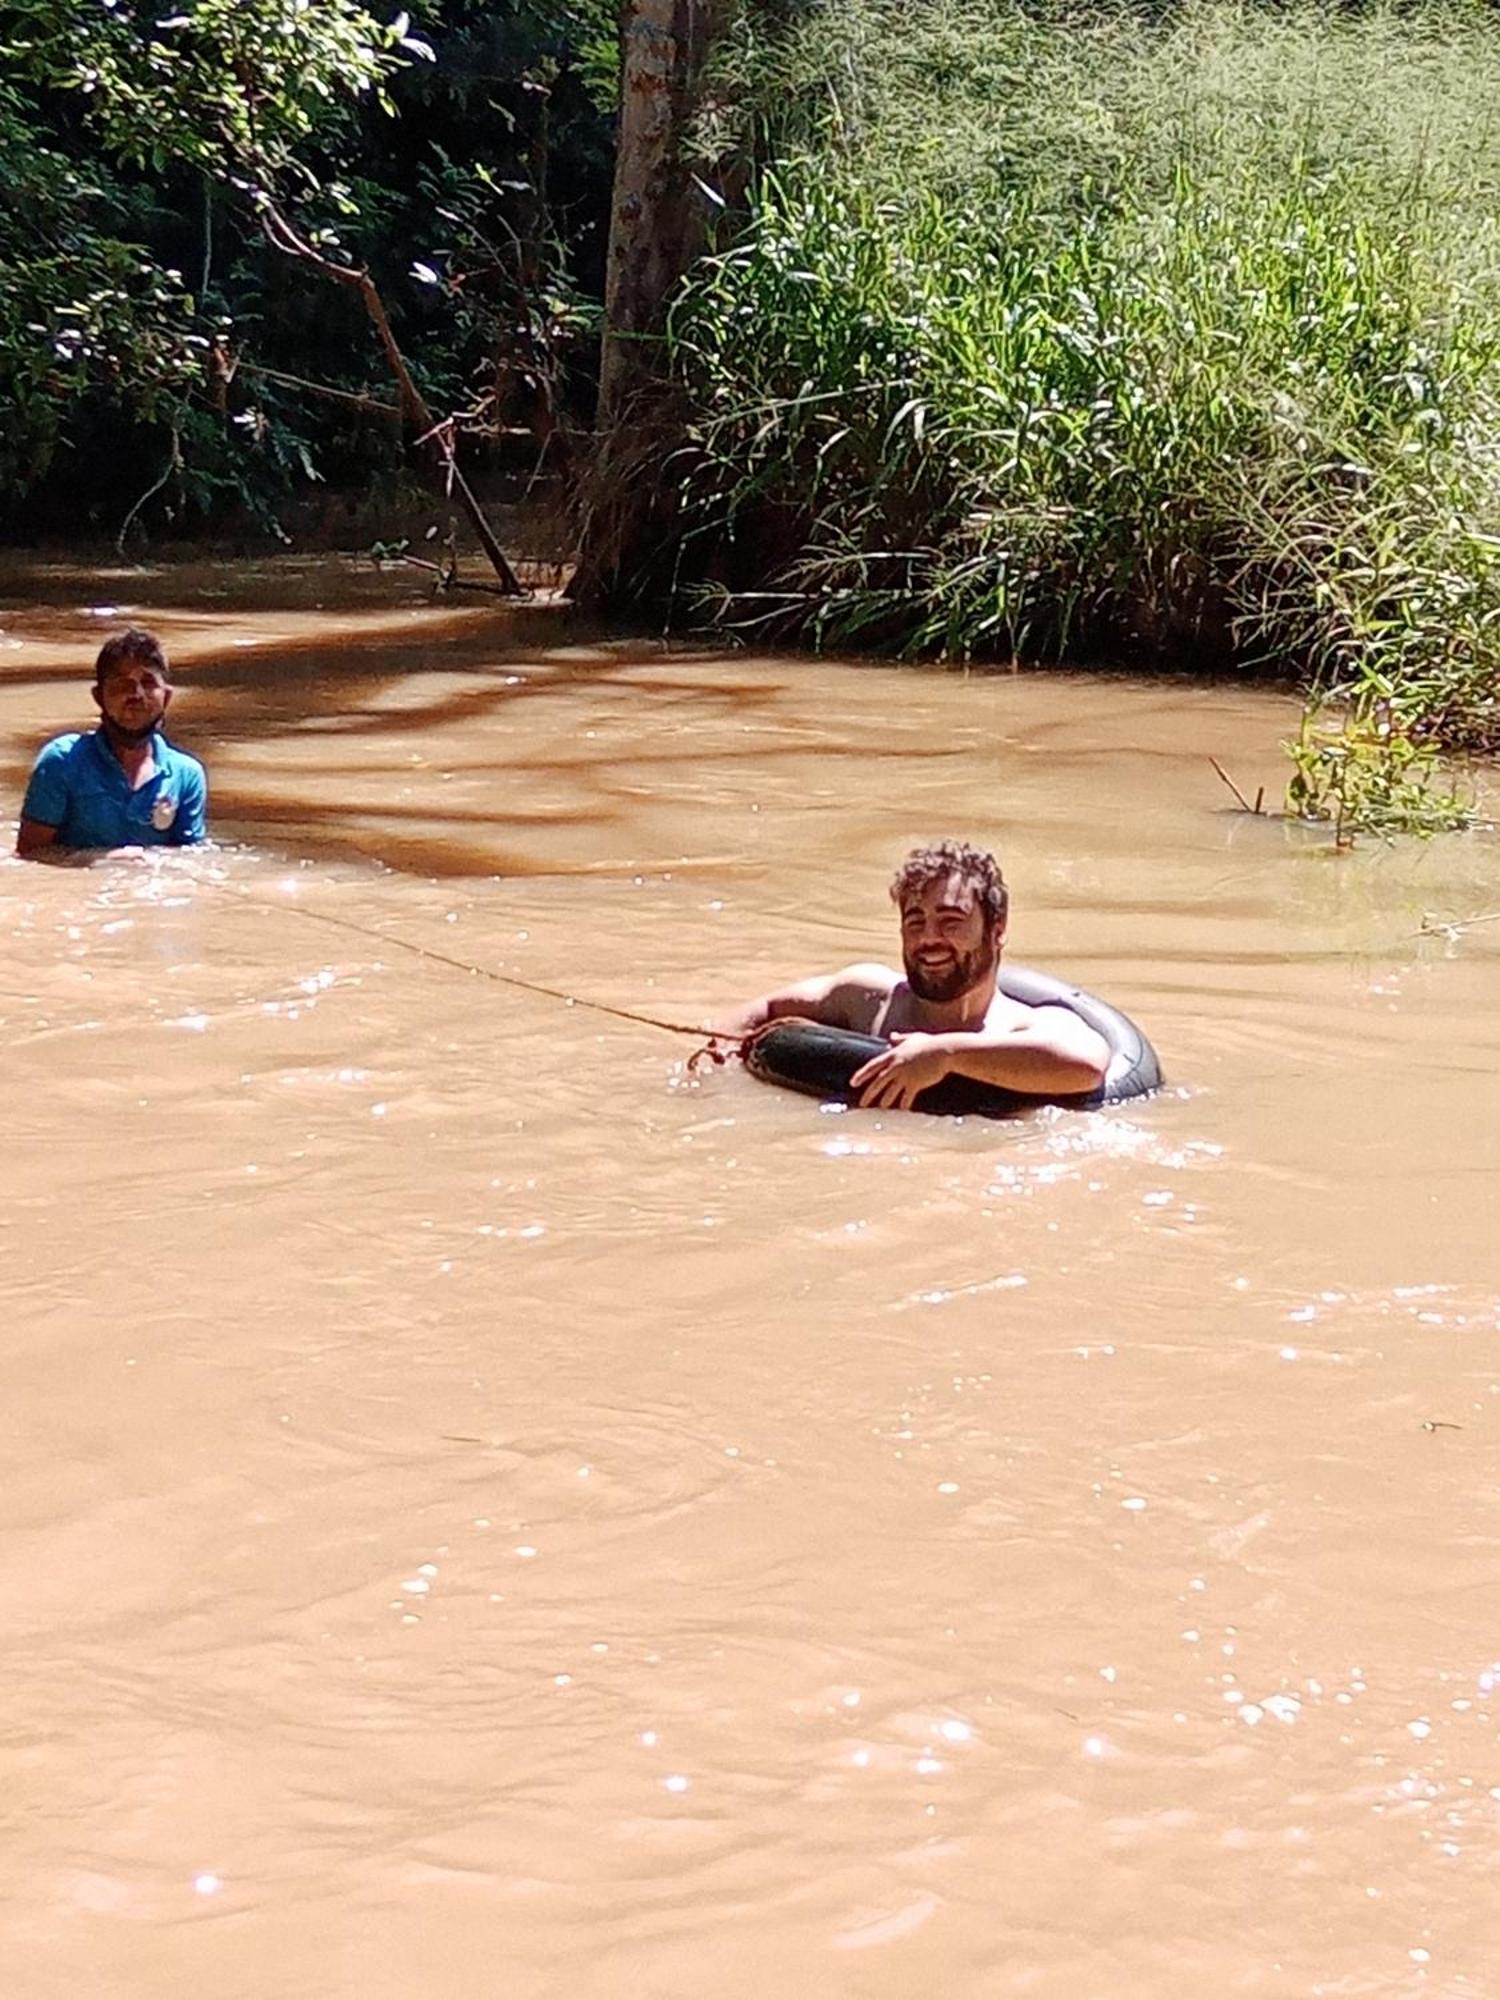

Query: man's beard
left=103, top=714, right=160, bottom=746
left=903, top=937, right=998, bottom=1004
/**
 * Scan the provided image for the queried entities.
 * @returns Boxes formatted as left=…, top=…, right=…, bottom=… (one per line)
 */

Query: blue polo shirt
left=21, top=729, right=208, bottom=850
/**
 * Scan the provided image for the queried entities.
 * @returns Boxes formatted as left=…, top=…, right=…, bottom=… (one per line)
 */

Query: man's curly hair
left=891, top=841, right=1008, bottom=929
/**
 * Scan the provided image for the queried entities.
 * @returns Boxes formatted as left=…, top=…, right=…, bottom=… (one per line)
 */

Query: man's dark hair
left=891, top=840, right=1008, bottom=929
left=94, top=627, right=169, bottom=684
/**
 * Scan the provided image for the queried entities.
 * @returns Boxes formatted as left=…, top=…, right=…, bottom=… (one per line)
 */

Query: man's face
left=898, top=871, right=1003, bottom=1003
left=94, top=660, right=171, bottom=742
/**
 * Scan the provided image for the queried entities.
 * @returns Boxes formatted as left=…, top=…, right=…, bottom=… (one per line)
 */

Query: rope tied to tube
left=261, top=897, right=747, bottom=1066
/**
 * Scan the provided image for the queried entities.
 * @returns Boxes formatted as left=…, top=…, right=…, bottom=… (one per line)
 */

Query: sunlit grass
left=666, top=0, right=1500, bottom=821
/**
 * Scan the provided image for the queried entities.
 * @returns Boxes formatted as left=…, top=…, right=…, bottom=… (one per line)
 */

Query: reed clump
left=666, top=0, right=1500, bottom=826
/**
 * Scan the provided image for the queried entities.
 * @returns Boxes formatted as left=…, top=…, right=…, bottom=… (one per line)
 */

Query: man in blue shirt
left=16, top=628, right=208, bottom=859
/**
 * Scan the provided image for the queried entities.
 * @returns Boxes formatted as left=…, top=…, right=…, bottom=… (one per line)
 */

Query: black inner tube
left=744, top=964, right=1162, bottom=1118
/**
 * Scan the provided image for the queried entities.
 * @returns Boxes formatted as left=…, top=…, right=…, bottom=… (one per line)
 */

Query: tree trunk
left=572, top=0, right=729, bottom=605
left=598, top=0, right=725, bottom=427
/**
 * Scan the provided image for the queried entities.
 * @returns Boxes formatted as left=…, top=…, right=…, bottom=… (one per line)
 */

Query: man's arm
left=716, top=963, right=895, bottom=1037
left=17, top=820, right=145, bottom=862
left=15, top=817, right=61, bottom=860
left=851, top=1005, right=1110, bottom=1109
left=17, top=741, right=70, bottom=860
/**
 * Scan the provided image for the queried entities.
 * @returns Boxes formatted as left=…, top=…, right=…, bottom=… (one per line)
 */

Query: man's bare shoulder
left=829, top=961, right=899, bottom=993
left=796, top=962, right=898, bottom=1033
left=984, top=993, right=1111, bottom=1068
left=981, top=990, right=1046, bottom=1031
left=719, top=962, right=898, bottom=1037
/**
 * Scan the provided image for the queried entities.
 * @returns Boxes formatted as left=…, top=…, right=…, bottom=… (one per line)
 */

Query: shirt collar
left=90, top=725, right=166, bottom=777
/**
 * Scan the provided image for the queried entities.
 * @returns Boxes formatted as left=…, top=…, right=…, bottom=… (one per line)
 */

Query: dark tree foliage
left=0, top=71, right=199, bottom=505
left=0, top=0, right=616, bottom=540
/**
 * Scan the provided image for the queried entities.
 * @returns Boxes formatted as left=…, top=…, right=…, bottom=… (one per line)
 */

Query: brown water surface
left=2, top=561, right=1498, bottom=1998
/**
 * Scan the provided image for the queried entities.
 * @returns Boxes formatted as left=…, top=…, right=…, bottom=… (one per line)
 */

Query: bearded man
left=16, top=628, right=208, bottom=859
left=723, top=841, right=1108, bottom=1110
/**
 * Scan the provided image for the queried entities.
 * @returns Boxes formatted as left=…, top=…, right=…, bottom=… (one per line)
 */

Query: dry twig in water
left=1210, top=758, right=1265, bottom=814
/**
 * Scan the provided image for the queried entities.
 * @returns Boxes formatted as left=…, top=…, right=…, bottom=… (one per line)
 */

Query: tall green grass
left=665, top=0, right=1500, bottom=821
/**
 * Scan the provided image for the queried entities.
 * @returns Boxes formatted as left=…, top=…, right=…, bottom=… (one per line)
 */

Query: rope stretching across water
left=264, top=898, right=746, bottom=1063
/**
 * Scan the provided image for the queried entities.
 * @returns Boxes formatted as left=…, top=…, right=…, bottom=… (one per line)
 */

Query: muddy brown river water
left=1, top=560, right=1498, bottom=1999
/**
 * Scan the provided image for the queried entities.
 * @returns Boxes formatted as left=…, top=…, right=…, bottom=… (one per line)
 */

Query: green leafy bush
left=665, top=0, right=1500, bottom=825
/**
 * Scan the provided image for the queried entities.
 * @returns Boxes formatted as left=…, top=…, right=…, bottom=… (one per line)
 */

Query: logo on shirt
left=151, top=794, right=178, bottom=832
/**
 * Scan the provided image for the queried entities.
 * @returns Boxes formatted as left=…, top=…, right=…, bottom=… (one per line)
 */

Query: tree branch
left=239, top=360, right=398, bottom=417
left=257, top=201, right=528, bottom=595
